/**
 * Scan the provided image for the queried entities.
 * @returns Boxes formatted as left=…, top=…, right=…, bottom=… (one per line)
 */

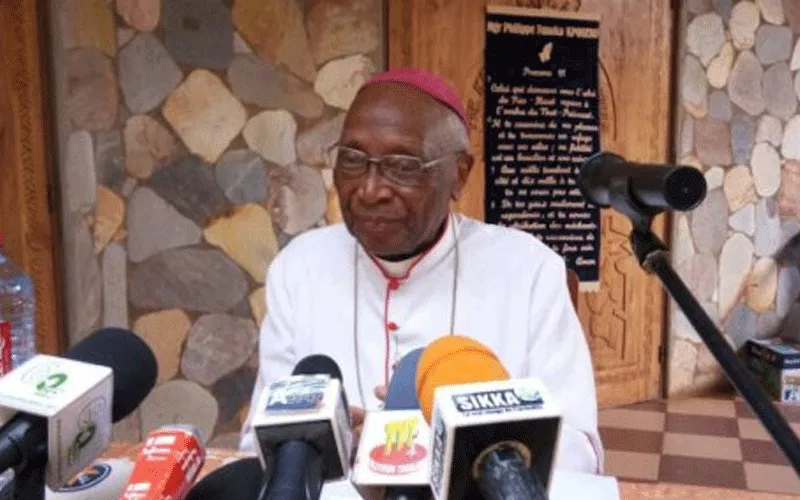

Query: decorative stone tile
left=66, top=48, right=118, bottom=131
left=751, top=142, right=781, bottom=197
left=112, top=410, right=141, bottom=443
left=777, top=267, right=800, bottom=317
left=758, top=0, right=786, bottom=23
left=668, top=339, right=698, bottom=396
left=679, top=155, right=703, bottom=170
left=705, top=166, right=724, bottom=191
left=273, top=164, right=327, bottom=235
left=121, top=178, right=137, bottom=198
left=763, top=62, right=797, bottom=120
left=297, top=115, right=347, bottom=168
left=94, top=185, right=124, bottom=253
left=75, top=0, right=116, bottom=56
left=229, top=297, right=253, bottom=320
left=754, top=198, right=783, bottom=257
left=786, top=0, right=800, bottom=33
left=756, top=310, right=782, bottom=338
left=314, top=55, right=376, bottom=110
left=680, top=116, right=695, bottom=157
left=730, top=1, right=760, bottom=50
left=227, top=54, right=324, bottom=119
left=779, top=160, right=800, bottom=218
left=718, top=232, right=755, bottom=319
left=714, top=0, right=734, bottom=23
left=204, top=204, right=278, bottom=283
left=243, top=110, right=298, bottom=166
left=687, top=253, right=718, bottom=301
left=127, top=187, right=202, bottom=263
left=730, top=114, right=756, bottom=164
left=162, top=70, right=247, bottom=163
left=724, top=165, right=758, bottom=212
left=233, top=32, right=251, bottom=54
left=163, top=0, right=234, bottom=70
left=708, top=90, right=732, bottom=121
left=673, top=301, right=718, bottom=343
left=65, top=131, right=96, bottom=214
left=755, top=25, right=793, bottom=65
left=140, top=380, right=219, bottom=444
left=208, top=433, right=242, bottom=450
left=696, top=334, right=735, bottom=374
left=118, top=34, right=182, bottom=115
left=117, top=28, right=135, bottom=47
left=249, top=287, right=266, bottom=325
left=116, top=0, right=160, bottom=32
left=232, top=0, right=317, bottom=83
left=682, top=54, right=708, bottom=118
left=747, top=257, right=778, bottom=311
left=133, top=309, right=191, bottom=384
left=729, top=204, right=756, bottom=236
left=724, top=302, right=757, bottom=347
left=755, top=115, right=783, bottom=147
left=102, top=243, right=128, bottom=328
left=306, top=0, right=381, bottom=66
left=60, top=0, right=78, bottom=50
left=215, top=149, right=268, bottom=205
left=64, top=213, right=102, bottom=344
left=728, top=51, right=766, bottom=116
left=150, top=156, right=228, bottom=226
left=782, top=116, right=800, bottom=160
left=95, top=130, right=126, bottom=193
left=686, top=13, right=726, bottom=66
left=796, top=72, right=800, bottom=102
left=707, top=42, right=734, bottom=89
left=130, top=248, right=249, bottom=313
left=792, top=39, right=800, bottom=70
left=691, top=188, right=728, bottom=255
left=688, top=0, right=712, bottom=14
left=211, top=367, right=257, bottom=425
left=327, top=188, right=344, bottom=225
left=124, top=115, right=185, bottom=180
left=674, top=214, right=695, bottom=268
left=782, top=219, right=800, bottom=251
left=694, top=118, right=731, bottom=165
left=181, top=314, right=258, bottom=387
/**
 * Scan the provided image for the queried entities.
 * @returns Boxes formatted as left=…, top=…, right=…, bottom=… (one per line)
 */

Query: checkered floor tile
left=599, top=398, right=800, bottom=495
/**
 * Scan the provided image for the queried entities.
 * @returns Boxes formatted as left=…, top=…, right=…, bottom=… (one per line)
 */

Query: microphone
left=0, top=327, right=157, bottom=492
left=254, top=355, right=353, bottom=500
left=416, top=336, right=560, bottom=500
left=118, top=424, right=206, bottom=500
left=579, top=151, right=707, bottom=212
left=186, top=457, right=265, bottom=500
left=46, top=458, right=134, bottom=499
left=352, top=349, right=431, bottom=500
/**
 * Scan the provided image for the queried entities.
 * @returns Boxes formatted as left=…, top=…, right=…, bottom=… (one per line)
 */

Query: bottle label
left=0, top=322, right=10, bottom=376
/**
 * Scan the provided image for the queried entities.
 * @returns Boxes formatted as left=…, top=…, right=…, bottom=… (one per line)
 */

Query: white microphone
left=417, top=336, right=561, bottom=500
left=0, top=328, right=157, bottom=493
left=253, top=355, right=352, bottom=500
left=46, top=458, right=135, bottom=499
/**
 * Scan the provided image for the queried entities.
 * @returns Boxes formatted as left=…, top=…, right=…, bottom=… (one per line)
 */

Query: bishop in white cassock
left=240, top=67, right=604, bottom=477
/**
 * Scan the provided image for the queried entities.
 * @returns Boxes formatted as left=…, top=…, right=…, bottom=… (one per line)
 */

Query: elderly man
left=240, top=68, right=603, bottom=476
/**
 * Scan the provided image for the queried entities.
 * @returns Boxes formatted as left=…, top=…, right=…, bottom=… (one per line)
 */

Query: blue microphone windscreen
left=385, top=348, right=424, bottom=410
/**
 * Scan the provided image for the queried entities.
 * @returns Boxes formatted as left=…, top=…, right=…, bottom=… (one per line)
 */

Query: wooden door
left=0, top=0, right=65, bottom=356
left=387, top=0, right=675, bottom=408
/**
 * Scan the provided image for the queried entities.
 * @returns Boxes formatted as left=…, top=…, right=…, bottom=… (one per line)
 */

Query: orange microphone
left=414, top=336, right=560, bottom=500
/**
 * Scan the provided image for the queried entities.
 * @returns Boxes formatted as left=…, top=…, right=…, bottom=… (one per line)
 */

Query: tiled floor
left=599, top=397, right=800, bottom=495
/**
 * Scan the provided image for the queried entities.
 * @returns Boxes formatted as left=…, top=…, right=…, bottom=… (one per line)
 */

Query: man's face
left=334, top=84, right=465, bottom=258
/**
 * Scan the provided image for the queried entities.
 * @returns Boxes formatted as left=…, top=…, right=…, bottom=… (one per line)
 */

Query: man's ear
left=451, top=153, right=474, bottom=201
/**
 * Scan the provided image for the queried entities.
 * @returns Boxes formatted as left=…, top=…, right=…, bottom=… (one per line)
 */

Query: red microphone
left=119, top=425, right=206, bottom=500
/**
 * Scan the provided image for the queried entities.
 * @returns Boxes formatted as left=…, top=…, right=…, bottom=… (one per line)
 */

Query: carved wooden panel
left=388, top=0, right=674, bottom=407
left=0, top=0, right=65, bottom=355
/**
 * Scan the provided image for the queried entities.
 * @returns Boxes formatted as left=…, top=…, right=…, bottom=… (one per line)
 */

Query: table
left=105, top=443, right=800, bottom=499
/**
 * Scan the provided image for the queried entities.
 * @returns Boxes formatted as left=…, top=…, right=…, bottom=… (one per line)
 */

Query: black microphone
left=579, top=151, right=707, bottom=212
left=186, top=457, right=265, bottom=500
left=255, top=355, right=352, bottom=500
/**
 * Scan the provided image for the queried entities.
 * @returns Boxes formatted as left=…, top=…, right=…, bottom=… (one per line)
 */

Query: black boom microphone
left=579, top=151, right=707, bottom=213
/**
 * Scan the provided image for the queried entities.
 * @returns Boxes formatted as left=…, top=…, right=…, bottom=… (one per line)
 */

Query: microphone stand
left=603, top=178, right=800, bottom=476
left=13, top=443, right=46, bottom=500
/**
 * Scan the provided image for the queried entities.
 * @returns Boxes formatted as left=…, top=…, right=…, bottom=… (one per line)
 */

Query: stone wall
left=669, top=0, right=800, bottom=396
left=49, top=0, right=384, bottom=447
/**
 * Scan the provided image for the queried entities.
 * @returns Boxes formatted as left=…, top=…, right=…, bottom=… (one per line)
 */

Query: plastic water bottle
left=0, top=234, right=37, bottom=371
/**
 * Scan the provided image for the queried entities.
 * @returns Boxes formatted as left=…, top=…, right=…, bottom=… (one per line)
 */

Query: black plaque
left=484, top=7, right=601, bottom=288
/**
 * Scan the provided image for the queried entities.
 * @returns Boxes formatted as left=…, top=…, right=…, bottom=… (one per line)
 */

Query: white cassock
left=240, top=212, right=604, bottom=476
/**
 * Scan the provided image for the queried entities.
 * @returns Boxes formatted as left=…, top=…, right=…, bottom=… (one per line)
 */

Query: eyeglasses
left=326, top=145, right=459, bottom=187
